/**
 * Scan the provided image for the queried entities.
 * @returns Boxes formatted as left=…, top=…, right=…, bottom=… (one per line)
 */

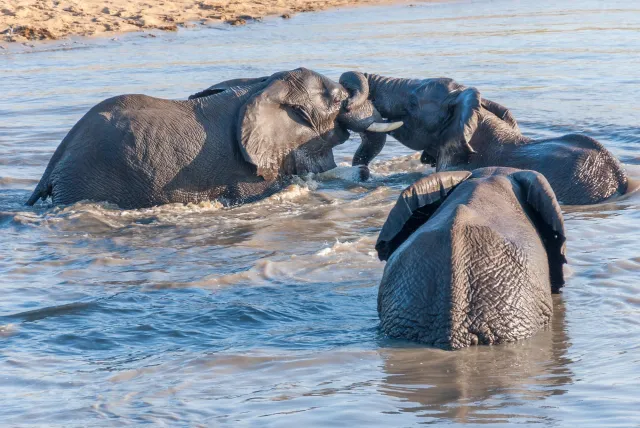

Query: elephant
left=26, top=68, right=402, bottom=209
left=349, top=72, right=627, bottom=205
left=375, top=167, right=567, bottom=349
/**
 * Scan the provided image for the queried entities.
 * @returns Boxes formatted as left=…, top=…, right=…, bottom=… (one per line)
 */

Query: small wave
left=368, top=153, right=427, bottom=176
left=10, top=199, right=225, bottom=230
left=315, top=238, right=377, bottom=259
left=313, top=164, right=364, bottom=182
left=3, top=301, right=98, bottom=322
left=149, top=258, right=307, bottom=289
left=265, top=183, right=312, bottom=202
left=0, top=176, right=39, bottom=189
left=0, top=323, right=18, bottom=338
left=148, top=237, right=379, bottom=290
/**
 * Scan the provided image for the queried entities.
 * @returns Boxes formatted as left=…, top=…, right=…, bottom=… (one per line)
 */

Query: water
left=1, top=0, right=640, bottom=425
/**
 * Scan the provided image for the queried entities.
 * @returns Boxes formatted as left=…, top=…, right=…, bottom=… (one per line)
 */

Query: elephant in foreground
left=350, top=72, right=627, bottom=205
left=26, top=68, right=401, bottom=209
left=376, top=167, right=567, bottom=349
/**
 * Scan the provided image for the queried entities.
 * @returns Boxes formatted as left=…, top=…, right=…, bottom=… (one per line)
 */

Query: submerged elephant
left=376, top=167, right=567, bottom=349
left=26, top=68, right=401, bottom=209
left=349, top=72, right=627, bottom=205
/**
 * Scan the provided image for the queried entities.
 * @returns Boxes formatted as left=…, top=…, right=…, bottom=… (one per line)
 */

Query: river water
left=1, top=0, right=639, bottom=426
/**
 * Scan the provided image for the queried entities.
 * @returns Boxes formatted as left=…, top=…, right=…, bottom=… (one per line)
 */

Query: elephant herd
left=27, top=67, right=628, bottom=350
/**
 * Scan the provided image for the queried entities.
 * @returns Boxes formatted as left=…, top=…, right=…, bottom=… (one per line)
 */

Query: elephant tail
left=26, top=173, right=52, bottom=206
left=25, top=133, right=73, bottom=206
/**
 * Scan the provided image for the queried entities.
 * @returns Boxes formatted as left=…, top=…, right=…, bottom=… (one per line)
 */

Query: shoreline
left=1, top=0, right=418, bottom=46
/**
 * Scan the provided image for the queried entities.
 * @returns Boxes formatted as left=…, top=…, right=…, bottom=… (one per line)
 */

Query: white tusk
left=366, top=121, right=403, bottom=133
left=464, top=142, right=477, bottom=154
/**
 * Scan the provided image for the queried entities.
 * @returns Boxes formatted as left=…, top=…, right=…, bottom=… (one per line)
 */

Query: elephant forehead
left=466, top=170, right=530, bottom=202
left=285, top=69, right=327, bottom=93
left=466, top=175, right=518, bottom=199
left=416, top=78, right=459, bottom=97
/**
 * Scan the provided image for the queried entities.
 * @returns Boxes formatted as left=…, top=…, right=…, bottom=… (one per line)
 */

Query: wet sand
left=0, top=0, right=414, bottom=44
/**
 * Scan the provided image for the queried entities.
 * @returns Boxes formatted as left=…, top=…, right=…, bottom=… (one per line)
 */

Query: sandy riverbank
left=1, top=0, right=411, bottom=44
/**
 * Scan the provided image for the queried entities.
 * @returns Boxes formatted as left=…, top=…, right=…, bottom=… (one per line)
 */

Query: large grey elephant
left=376, top=167, right=567, bottom=349
left=350, top=72, right=627, bottom=205
left=26, top=68, right=401, bottom=209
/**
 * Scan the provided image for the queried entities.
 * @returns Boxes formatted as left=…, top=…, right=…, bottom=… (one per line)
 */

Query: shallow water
left=1, top=0, right=640, bottom=425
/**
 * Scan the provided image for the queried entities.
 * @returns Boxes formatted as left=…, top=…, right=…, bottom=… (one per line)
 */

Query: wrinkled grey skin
left=27, top=68, right=392, bottom=209
left=376, top=167, right=567, bottom=349
left=353, top=72, right=627, bottom=204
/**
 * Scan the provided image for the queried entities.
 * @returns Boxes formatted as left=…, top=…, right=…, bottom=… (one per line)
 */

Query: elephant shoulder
left=557, top=133, right=607, bottom=151
left=90, top=94, right=164, bottom=112
left=74, top=95, right=208, bottom=173
left=537, top=133, right=611, bottom=156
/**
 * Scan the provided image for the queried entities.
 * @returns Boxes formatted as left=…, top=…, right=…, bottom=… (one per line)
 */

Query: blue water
left=1, top=0, right=639, bottom=425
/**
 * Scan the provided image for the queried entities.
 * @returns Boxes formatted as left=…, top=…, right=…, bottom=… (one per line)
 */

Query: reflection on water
left=1, top=0, right=640, bottom=425
left=380, top=297, right=572, bottom=424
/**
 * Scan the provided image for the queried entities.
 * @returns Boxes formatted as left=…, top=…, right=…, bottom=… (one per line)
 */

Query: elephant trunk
left=338, top=72, right=403, bottom=133
left=337, top=72, right=403, bottom=170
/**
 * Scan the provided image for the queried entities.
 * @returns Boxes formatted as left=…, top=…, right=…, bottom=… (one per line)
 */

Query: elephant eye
left=445, top=104, right=456, bottom=120
left=450, top=104, right=457, bottom=116
left=290, top=104, right=314, bottom=127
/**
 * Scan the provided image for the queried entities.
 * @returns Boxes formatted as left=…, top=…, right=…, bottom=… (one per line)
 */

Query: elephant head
left=189, top=69, right=402, bottom=180
left=375, top=167, right=567, bottom=349
left=352, top=73, right=519, bottom=171
left=393, top=79, right=521, bottom=169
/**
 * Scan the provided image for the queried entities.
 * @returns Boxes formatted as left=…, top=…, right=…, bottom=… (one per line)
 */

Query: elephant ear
left=481, top=98, right=519, bottom=131
left=437, top=87, right=482, bottom=169
left=511, top=170, right=567, bottom=293
left=238, top=79, right=291, bottom=181
left=376, top=171, right=472, bottom=261
left=238, top=78, right=332, bottom=181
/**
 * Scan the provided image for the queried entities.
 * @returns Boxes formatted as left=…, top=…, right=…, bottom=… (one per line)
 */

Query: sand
left=0, top=0, right=408, bottom=44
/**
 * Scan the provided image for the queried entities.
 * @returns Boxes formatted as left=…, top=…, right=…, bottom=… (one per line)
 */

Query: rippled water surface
left=1, top=0, right=640, bottom=425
